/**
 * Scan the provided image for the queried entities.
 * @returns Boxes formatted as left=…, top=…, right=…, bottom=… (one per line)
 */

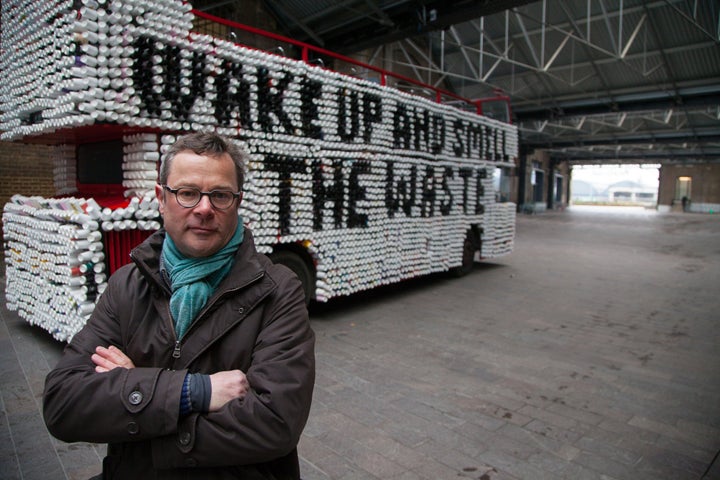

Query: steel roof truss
left=448, top=26, right=479, bottom=79
left=513, top=8, right=542, bottom=69
left=621, top=13, right=646, bottom=59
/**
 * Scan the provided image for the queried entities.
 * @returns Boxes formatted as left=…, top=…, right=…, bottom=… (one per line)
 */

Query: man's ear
left=155, top=184, right=165, bottom=214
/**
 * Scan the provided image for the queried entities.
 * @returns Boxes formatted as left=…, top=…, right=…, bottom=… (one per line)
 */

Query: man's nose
left=193, top=194, right=215, bottom=213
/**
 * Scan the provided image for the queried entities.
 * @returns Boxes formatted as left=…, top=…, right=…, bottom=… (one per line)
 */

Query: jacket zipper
left=170, top=271, right=265, bottom=361
left=130, top=245, right=192, bottom=363
left=166, top=302, right=182, bottom=359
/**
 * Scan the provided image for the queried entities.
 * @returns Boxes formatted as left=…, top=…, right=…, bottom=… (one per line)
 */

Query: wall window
left=77, top=140, right=124, bottom=185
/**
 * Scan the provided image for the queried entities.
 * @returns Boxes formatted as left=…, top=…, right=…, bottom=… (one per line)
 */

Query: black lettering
left=348, top=160, right=371, bottom=228
left=312, top=160, right=344, bottom=230
left=214, top=62, right=232, bottom=125
left=187, top=51, right=207, bottom=115
left=132, top=38, right=207, bottom=120
left=385, top=161, right=398, bottom=218
left=257, top=68, right=293, bottom=134
left=362, top=93, right=382, bottom=142
left=337, top=88, right=360, bottom=141
left=265, top=155, right=307, bottom=235
left=413, top=109, right=429, bottom=151
left=475, top=168, right=486, bottom=214
left=501, top=130, right=509, bottom=162
left=452, top=119, right=465, bottom=157
left=214, top=59, right=251, bottom=128
left=431, top=114, right=445, bottom=154
left=466, top=123, right=483, bottom=158
left=301, top=76, right=323, bottom=139
left=439, top=166, right=454, bottom=215
left=311, top=161, right=325, bottom=231
left=459, top=167, right=473, bottom=214
left=492, top=128, right=500, bottom=161
left=163, top=46, right=206, bottom=121
left=487, top=126, right=494, bottom=160
left=132, top=36, right=162, bottom=116
left=385, top=163, right=417, bottom=217
left=420, top=166, right=436, bottom=217
left=393, top=104, right=412, bottom=149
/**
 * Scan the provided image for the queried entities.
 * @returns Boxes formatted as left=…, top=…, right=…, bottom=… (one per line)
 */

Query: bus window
left=476, top=97, right=511, bottom=124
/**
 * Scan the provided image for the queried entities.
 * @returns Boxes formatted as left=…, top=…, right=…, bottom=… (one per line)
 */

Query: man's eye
left=178, top=190, right=198, bottom=200
left=212, top=192, right=233, bottom=201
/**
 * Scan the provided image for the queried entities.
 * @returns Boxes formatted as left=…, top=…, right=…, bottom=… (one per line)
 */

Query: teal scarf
left=162, top=222, right=244, bottom=340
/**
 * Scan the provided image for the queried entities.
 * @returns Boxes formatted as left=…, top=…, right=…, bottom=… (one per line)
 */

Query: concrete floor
left=1, top=206, right=719, bottom=480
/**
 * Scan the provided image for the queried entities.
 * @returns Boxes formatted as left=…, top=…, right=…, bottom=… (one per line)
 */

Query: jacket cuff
left=179, top=374, right=192, bottom=416
left=179, top=373, right=211, bottom=417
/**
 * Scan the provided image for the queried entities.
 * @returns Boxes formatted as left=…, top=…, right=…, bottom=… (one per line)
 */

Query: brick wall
left=0, top=140, right=58, bottom=277
left=658, top=163, right=720, bottom=208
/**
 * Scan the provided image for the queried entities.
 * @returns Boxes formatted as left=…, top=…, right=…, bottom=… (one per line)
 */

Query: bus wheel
left=269, top=250, right=314, bottom=305
left=450, top=231, right=476, bottom=277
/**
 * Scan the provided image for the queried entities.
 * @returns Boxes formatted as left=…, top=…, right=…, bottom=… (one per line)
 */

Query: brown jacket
left=43, top=229, right=315, bottom=479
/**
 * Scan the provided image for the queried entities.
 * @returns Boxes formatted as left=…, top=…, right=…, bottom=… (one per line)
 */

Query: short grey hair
left=159, top=131, right=246, bottom=192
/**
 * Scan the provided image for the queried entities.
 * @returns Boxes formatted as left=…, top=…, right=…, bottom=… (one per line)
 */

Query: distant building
left=605, top=181, right=658, bottom=205
left=571, top=180, right=602, bottom=202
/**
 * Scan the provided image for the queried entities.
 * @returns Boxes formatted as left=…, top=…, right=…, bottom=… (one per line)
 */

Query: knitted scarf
left=161, top=222, right=244, bottom=340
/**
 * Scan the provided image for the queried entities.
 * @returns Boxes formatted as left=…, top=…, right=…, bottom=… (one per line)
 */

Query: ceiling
left=195, top=0, right=720, bottom=165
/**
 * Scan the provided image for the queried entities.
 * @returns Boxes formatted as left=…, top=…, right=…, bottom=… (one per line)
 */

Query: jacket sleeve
left=150, top=266, right=316, bottom=468
left=43, top=267, right=187, bottom=444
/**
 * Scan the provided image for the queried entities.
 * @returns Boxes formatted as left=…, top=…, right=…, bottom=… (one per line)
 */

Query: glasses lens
left=210, top=191, right=235, bottom=209
left=176, top=188, right=200, bottom=207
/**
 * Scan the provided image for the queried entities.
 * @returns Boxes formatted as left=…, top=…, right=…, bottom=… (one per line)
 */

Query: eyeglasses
left=162, top=185, right=240, bottom=210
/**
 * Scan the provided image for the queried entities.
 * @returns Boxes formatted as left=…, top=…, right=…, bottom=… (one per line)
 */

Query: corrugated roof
left=191, top=0, right=720, bottom=163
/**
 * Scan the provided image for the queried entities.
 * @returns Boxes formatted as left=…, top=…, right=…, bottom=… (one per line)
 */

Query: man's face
left=156, top=151, right=240, bottom=258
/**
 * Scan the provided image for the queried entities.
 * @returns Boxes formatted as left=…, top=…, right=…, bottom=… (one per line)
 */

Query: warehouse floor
left=2, top=206, right=719, bottom=480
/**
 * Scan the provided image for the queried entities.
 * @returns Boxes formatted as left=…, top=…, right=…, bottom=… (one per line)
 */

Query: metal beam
left=513, top=88, right=720, bottom=121
left=522, top=127, right=720, bottom=148
left=328, top=0, right=538, bottom=54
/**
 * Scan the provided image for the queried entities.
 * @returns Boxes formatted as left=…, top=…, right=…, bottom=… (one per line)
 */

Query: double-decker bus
left=1, top=0, right=517, bottom=340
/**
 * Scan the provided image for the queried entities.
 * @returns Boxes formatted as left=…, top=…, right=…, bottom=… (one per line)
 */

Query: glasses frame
left=162, top=185, right=241, bottom=210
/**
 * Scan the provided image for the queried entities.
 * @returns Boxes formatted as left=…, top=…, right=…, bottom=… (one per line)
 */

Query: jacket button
left=128, top=391, right=143, bottom=405
left=127, top=422, right=139, bottom=435
left=179, top=432, right=191, bottom=446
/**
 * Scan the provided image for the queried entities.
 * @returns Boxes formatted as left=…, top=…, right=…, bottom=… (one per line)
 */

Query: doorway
left=532, top=169, right=545, bottom=203
left=675, top=176, right=692, bottom=211
left=554, top=175, right=563, bottom=204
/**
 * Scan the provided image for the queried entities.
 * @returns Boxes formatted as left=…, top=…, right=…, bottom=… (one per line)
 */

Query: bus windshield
left=476, top=97, right=512, bottom=124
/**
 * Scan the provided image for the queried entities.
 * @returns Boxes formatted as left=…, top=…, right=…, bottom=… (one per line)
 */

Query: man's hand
left=208, top=370, right=249, bottom=411
left=91, top=347, right=248, bottom=411
left=92, top=345, right=136, bottom=372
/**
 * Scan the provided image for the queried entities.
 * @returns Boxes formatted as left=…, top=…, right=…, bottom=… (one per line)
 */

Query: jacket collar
left=131, top=227, right=275, bottom=367
left=131, top=227, right=266, bottom=295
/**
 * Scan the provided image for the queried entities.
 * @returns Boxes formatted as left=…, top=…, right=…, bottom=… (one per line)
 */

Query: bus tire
left=269, top=250, right=314, bottom=305
left=450, top=231, right=476, bottom=277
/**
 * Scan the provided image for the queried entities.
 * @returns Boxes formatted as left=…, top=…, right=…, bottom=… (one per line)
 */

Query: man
left=43, top=131, right=315, bottom=479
